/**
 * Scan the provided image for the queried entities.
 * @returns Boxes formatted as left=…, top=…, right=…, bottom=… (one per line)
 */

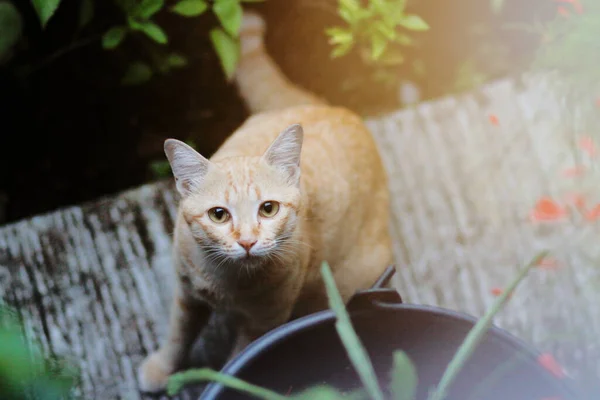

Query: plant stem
left=427, top=250, right=549, bottom=400
left=167, top=368, right=287, bottom=400
left=321, top=261, right=386, bottom=400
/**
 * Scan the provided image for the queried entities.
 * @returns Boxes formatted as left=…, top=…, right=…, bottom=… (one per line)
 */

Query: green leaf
left=326, top=27, right=354, bottom=45
left=330, top=42, right=354, bottom=58
left=491, top=0, right=505, bottom=14
left=210, top=27, right=240, bottom=81
left=167, top=368, right=286, bottom=399
left=102, top=26, right=127, bottom=49
left=390, top=351, right=418, bottom=400
left=427, top=251, right=549, bottom=400
left=213, top=0, right=243, bottom=37
left=78, top=0, right=94, bottom=29
left=129, top=18, right=168, bottom=44
left=375, top=20, right=397, bottom=41
left=370, top=33, right=388, bottom=61
left=133, top=0, right=164, bottom=19
left=31, top=0, right=62, bottom=28
left=398, top=14, right=430, bottom=31
left=0, top=2, right=23, bottom=61
left=321, top=261, right=385, bottom=400
left=171, top=0, right=208, bottom=17
left=339, top=0, right=361, bottom=23
left=166, top=53, right=188, bottom=68
left=291, top=385, right=365, bottom=400
left=393, top=34, right=413, bottom=46
left=338, top=0, right=370, bottom=25
left=121, top=62, right=153, bottom=85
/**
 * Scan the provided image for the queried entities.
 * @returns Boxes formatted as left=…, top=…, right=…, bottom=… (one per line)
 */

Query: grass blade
left=427, top=250, right=549, bottom=400
left=390, top=350, right=418, bottom=400
left=167, top=368, right=287, bottom=400
left=321, top=261, right=385, bottom=400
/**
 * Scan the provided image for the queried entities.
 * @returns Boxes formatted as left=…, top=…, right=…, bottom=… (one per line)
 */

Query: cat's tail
left=234, top=11, right=327, bottom=114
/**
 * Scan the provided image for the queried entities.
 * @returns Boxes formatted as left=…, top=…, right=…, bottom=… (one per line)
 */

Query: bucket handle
left=345, top=265, right=403, bottom=313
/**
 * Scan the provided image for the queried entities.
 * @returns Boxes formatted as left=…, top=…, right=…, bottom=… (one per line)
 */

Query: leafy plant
left=167, top=251, right=547, bottom=399
left=17, top=0, right=262, bottom=85
left=0, top=1, right=23, bottom=64
left=0, top=304, right=79, bottom=400
left=325, top=0, right=429, bottom=71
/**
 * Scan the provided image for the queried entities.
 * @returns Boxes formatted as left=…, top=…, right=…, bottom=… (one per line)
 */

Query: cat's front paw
left=137, top=351, right=175, bottom=393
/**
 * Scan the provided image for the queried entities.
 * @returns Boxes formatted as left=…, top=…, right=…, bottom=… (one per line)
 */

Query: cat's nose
left=238, top=240, right=257, bottom=252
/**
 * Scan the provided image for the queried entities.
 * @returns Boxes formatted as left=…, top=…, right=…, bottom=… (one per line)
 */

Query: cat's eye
left=259, top=201, right=280, bottom=218
left=208, top=207, right=230, bottom=223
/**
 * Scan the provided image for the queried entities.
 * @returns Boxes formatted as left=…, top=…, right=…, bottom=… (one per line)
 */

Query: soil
left=0, top=0, right=553, bottom=224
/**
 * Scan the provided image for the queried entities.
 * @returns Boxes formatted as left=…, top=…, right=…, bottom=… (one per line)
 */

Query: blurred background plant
left=325, top=0, right=429, bottom=89
left=0, top=304, right=79, bottom=400
left=0, top=0, right=261, bottom=84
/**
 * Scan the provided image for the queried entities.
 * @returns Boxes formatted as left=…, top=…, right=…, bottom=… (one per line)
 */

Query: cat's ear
left=262, top=124, right=304, bottom=185
left=164, top=139, right=212, bottom=197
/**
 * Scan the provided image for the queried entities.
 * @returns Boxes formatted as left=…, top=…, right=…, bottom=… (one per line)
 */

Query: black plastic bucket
left=200, top=267, right=581, bottom=400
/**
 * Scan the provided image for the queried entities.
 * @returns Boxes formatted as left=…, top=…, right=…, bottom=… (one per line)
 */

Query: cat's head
left=165, top=124, right=303, bottom=264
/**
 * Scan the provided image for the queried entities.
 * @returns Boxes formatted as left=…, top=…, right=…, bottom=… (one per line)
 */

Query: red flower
left=584, top=204, right=600, bottom=221
left=555, top=0, right=583, bottom=14
left=491, top=287, right=513, bottom=299
left=536, top=257, right=560, bottom=270
left=538, top=353, right=566, bottom=379
left=529, top=198, right=569, bottom=221
left=579, top=136, right=597, bottom=156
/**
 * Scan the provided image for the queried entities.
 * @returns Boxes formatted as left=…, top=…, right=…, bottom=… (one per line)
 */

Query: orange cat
left=138, top=11, right=392, bottom=393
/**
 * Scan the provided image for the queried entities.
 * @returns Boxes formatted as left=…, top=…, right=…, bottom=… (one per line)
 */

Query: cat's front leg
left=138, top=283, right=211, bottom=393
left=228, top=296, right=297, bottom=360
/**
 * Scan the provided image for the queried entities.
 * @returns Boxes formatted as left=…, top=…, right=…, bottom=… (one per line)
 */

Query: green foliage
left=128, top=18, right=168, bottom=44
left=326, top=0, right=429, bottom=66
left=31, top=0, right=62, bottom=28
left=19, top=0, right=259, bottom=84
left=171, top=0, right=209, bottom=17
left=0, top=304, right=79, bottom=400
left=213, top=0, right=243, bottom=37
left=168, top=368, right=287, bottom=399
left=102, top=26, right=128, bottom=49
left=390, top=351, right=417, bottom=400
left=0, top=2, right=23, bottom=62
left=210, top=27, right=240, bottom=81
